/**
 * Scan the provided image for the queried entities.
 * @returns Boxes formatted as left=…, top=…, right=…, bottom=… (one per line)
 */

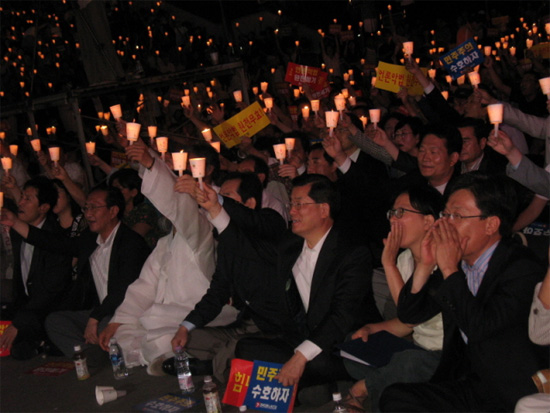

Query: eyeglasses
left=82, top=205, right=108, bottom=213
left=386, top=207, right=424, bottom=220
left=287, top=202, right=320, bottom=210
left=439, top=211, right=487, bottom=221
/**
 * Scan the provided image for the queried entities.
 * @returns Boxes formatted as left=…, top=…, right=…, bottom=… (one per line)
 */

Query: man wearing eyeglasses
left=236, top=174, right=380, bottom=390
left=2, top=186, right=150, bottom=359
left=380, top=173, right=546, bottom=412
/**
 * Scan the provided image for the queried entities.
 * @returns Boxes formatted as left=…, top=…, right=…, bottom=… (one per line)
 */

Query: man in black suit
left=236, top=174, right=380, bottom=387
left=3, top=186, right=150, bottom=357
left=380, top=173, right=546, bottom=412
left=0, top=177, right=72, bottom=359
left=169, top=172, right=287, bottom=381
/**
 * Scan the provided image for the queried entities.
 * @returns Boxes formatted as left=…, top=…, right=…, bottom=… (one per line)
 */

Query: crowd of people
left=1, top=1, right=549, bottom=412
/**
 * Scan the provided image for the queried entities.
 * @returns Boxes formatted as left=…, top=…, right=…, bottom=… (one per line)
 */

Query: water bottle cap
left=332, top=392, right=342, bottom=402
left=109, top=338, right=116, bottom=344
left=239, top=405, right=247, bottom=412
left=175, top=346, right=182, bottom=352
left=204, top=376, right=212, bottom=383
left=74, top=345, right=82, bottom=351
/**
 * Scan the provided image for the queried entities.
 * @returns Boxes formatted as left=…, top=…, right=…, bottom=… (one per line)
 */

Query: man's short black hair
left=222, top=172, right=263, bottom=210
left=456, top=118, right=491, bottom=143
left=89, top=185, right=125, bottom=221
left=240, top=155, right=269, bottom=188
left=23, top=176, right=58, bottom=210
left=446, top=173, right=517, bottom=237
left=420, top=124, right=463, bottom=155
left=309, top=143, right=335, bottom=165
left=292, top=174, right=340, bottom=219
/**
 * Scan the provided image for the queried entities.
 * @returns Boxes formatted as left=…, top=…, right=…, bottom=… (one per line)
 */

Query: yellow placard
left=374, top=61, right=427, bottom=96
left=213, top=102, right=270, bottom=148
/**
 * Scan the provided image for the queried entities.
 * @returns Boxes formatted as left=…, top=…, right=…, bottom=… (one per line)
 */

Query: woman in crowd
left=343, top=184, right=444, bottom=412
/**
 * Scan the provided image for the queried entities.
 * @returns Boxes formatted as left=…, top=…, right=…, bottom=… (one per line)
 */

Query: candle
left=301, top=106, right=310, bottom=121
left=348, top=96, right=356, bottom=107
left=201, top=128, right=213, bottom=142
left=484, top=46, right=492, bottom=56
left=30, top=139, right=41, bottom=152
left=428, top=69, right=436, bottom=79
left=343, top=73, right=349, bottom=82
left=441, top=91, right=449, bottom=100
left=526, top=39, right=533, bottom=49
left=359, top=116, right=368, bottom=129
left=0, top=192, right=3, bottom=209
left=285, top=138, right=296, bottom=153
left=148, top=126, right=157, bottom=139
left=310, top=100, right=320, bottom=113
left=273, top=143, right=286, bottom=164
left=126, top=122, right=141, bottom=144
left=181, top=95, right=191, bottom=108
left=110, top=104, right=123, bottom=119
left=509, top=46, right=516, bottom=56
left=341, top=88, right=349, bottom=99
left=210, top=141, right=221, bottom=153
left=171, top=151, right=188, bottom=176
left=260, top=82, right=268, bottom=93
left=0, top=132, right=5, bottom=140
left=27, top=127, right=33, bottom=136
left=456, top=75, right=465, bottom=85
left=252, top=86, right=259, bottom=95
left=85, top=142, right=96, bottom=155
left=371, top=77, right=377, bottom=87
left=1, top=157, right=12, bottom=174
left=539, top=77, right=550, bottom=96
left=325, top=110, right=339, bottom=136
left=369, top=109, right=381, bottom=129
left=103, top=112, right=111, bottom=121
left=233, top=90, right=243, bottom=103
left=468, top=71, right=481, bottom=87
left=98, top=111, right=104, bottom=119
left=49, top=147, right=60, bottom=166
left=403, top=41, right=414, bottom=57
left=334, top=94, right=346, bottom=118
left=293, top=89, right=300, bottom=99
left=189, top=157, right=206, bottom=188
left=9, top=145, right=18, bottom=157
left=487, top=103, right=503, bottom=134
left=98, top=125, right=108, bottom=136
left=264, top=97, right=273, bottom=111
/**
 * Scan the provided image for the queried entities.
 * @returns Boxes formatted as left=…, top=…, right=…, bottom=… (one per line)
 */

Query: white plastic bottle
left=332, top=392, right=349, bottom=413
left=72, top=345, right=90, bottom=380
left=174, top=346, right=195, bottom=394
left=109, top=338, right=128, bottom=379
left=202, top=375, right=222, bottom=413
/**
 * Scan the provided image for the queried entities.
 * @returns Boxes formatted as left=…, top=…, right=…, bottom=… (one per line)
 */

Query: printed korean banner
left=440, top=38, right=484, bottom=79
left=243, top=360, right=297, bottom=413
left=374, top=62, right=426, bottom=96
left=284, top=63, right=329, bottom=93
left=135, top=393, right=199, bottom=412
left=222, top=358, right=254, bottom=407
left=25, top=361, right=74, bottom=376
left=0, top=321, right=12, bottom=356
left=213, top=102, right=270, bottom=148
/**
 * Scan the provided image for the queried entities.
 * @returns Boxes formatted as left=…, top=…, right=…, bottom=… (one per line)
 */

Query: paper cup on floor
left=96, top=389, right=126, bottom=405
left=95, top=386, right=114, bottom=401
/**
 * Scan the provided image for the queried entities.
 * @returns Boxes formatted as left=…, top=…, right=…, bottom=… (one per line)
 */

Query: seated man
left=0, top=177, right=72, bottom=359
left=98, top=142, right=239, bottom=370
left=3, top=185, right=151, bottom=358
left=169, top=171, right=287, bottom=381
left=236, top=174, right=381, bottom=388
left=380, top=173, right=546, bottom=412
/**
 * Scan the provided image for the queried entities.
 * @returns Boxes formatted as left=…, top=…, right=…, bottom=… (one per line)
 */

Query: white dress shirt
left=90, top=222, right=121, bottom=303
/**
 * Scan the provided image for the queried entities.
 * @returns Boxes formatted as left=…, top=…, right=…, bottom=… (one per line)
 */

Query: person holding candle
left=98, top=141, right=238, bottom=371
left=0, top=177, right=73, bottom=359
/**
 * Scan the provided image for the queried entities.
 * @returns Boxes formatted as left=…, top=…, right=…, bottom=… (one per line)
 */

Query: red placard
left=222, top=358, right=254, bottom=407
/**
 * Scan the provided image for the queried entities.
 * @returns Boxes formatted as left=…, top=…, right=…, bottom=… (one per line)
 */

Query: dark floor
left=0, top=352, right=358, bottom=412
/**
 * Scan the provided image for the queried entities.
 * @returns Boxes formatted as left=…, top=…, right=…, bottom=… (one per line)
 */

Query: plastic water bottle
left=332, top=392, right=349, bottom=413
left=174, top=346, right=194, bottom=394
left=109, top=338, right=128, bottom=379
left=72, top=345, right=90, bottom=380
left=202, top=375, right=222, bottom=413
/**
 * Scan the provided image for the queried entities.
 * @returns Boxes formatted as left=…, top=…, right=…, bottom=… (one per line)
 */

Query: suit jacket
left=185, top=198, right=287, bottom=333
left=506, top=156, right=550, bottom=199
left=276, top=224, right=381, bottom=353
left=397, top=239, right=546, bottom=411
left=10, top=215, right=73, bottom=330
left=26, top=222, right=150, bottom=321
